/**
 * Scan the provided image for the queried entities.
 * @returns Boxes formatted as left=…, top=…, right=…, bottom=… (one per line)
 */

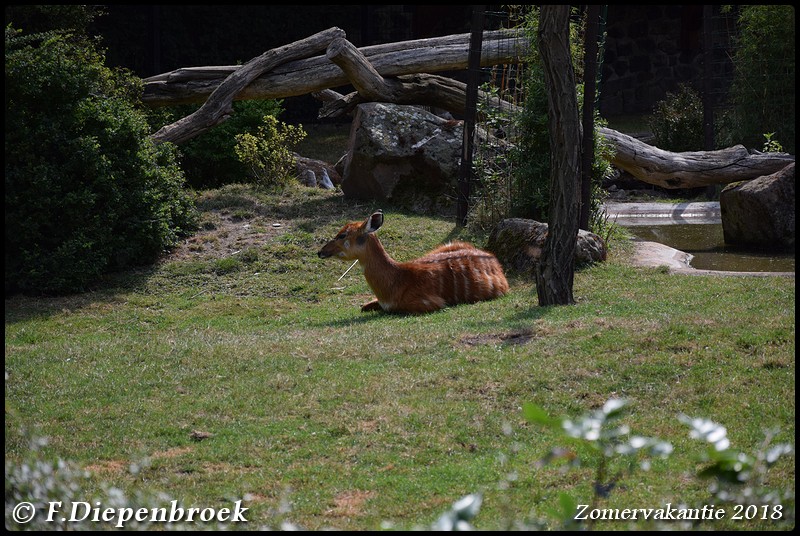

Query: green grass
left=5, top=185, right=795, bottom=530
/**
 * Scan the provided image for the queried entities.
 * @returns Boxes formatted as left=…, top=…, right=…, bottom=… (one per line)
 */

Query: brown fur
left=318, top=212, right=509, bottom=314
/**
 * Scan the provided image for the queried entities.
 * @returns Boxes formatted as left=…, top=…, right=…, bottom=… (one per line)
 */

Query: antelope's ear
left=364, top=210, right=384, bottom=233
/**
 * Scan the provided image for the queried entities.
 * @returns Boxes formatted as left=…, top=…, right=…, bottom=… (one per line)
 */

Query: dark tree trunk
left=579, top=5, right=600, bottom=231
left=535, top=5, right=581, bottom=306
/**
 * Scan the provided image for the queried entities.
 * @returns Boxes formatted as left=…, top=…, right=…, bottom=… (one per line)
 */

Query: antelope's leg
left=361, top=299, right=383, bottom=312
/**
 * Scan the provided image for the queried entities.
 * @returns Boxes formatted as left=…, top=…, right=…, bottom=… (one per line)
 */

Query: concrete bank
left=604, top=201, right=721, bottom=226
left=603, top=201, right=794, bottom=277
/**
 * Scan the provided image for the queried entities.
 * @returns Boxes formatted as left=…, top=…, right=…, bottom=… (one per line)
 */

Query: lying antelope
left=318, top=211, right=509, bottom=314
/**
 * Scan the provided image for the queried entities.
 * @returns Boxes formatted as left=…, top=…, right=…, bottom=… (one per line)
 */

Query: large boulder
left=340, top=103, right=462, bottom=206
left=720, top=163, right=795, bottom=250
left=486, top=218, right=607, bottom=274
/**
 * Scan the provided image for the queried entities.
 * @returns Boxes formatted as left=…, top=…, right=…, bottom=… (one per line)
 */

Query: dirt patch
left=152, top=446, right=194, bottom=459
left=326, top=490, right=377, bottom=518
left=169, top=210, right=291, bottom=262
left=85, top=459, right=128, bottom=476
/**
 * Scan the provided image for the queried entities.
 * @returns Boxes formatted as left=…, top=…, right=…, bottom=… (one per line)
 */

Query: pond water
left=627, top=223, right=795, bottom=273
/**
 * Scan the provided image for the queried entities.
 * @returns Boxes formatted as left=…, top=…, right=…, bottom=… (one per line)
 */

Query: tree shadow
left=4, top=265, right=159, bottom=325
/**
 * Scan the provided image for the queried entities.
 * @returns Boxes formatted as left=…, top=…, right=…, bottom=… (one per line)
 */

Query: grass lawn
left=5, top=184, right=795, bottom=530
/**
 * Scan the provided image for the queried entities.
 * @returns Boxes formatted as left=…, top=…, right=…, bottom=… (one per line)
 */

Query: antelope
left=317, top=211, right=509, bottom=314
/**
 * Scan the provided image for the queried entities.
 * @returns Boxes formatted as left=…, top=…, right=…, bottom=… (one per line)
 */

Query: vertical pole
left=147, top=6, right=161, bottom=77
left=457, top=5, right=485, bottom=227
left=702, top=5, right=716, bottom=200
left=579, top=5, right=601, bottom=231
left=702, top=5, right=715, bottom=151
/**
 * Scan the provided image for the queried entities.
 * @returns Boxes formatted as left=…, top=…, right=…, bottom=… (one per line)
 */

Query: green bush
left=234, top=115, right=307, bottom=190
left=721, top=6, right=795, bottom=153
left=648, top=84, right=704, bottom=152
left=5, top=28, right=196, bottom=294
left=148, top=99, right=285, bottom=189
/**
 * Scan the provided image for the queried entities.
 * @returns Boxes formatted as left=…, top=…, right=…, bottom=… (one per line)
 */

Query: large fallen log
left=321, top=37, right=517, bottom=118
left=600, top=127, right=796, bottom=189
left=142, top=30, right=528, bottom=107
left=144, top=26, right=794, bottom=192
left=151, top=27, right=344, bottom=145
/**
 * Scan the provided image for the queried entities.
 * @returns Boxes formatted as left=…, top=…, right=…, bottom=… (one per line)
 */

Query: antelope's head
left=317, top=211, right=384, bottom=261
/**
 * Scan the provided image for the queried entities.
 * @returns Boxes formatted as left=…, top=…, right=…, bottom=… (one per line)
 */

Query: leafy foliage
left=234, top=115, right=307, bottom=190
left=5, top=429, right=235, bottom=530
left=761, top=132, right=783, bottom=154
left=680, top=415, right=794, bottom=524
left=524, top=399, right=673, bottom=529
left=4, top=5, right=100, bottom=36
left=518, top=400, right=794, bottom=530
left=5, top=27, right=196, bottom=294
left=721, top=5, right=795, bottom=153
left=470, top=6, right=615, bottom=239
left=147, top=99, right=285, bottom=189
left=648, top=84, right=704, bottom=152
left=433, top=493, right=484, bottom=531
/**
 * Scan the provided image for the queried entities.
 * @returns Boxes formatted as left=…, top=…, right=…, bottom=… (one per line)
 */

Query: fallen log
left=320, top=38, right=517, bottom=118
left=143, top=26, right=794, bottom=193
left=151, top=27, right=344, bottom=145
left=142, top=30, right=528, bottom=107
left=600, top=127, right=796, bottom=189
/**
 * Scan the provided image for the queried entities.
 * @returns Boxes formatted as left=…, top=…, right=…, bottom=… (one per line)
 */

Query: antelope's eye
left=336, top=233, right=347, bottom=240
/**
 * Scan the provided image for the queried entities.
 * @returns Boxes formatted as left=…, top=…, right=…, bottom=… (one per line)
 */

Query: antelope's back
left=405, top=242, right=508, bottom=306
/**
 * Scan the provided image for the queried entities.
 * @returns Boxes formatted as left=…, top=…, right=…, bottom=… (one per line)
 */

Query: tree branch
left=150, top=27, right=345, bottom=145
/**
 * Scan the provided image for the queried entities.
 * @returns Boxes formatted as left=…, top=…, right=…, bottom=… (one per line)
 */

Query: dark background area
left=88, top=5, right=483, bottom=122
left=8, top=5, right=729, bottom=123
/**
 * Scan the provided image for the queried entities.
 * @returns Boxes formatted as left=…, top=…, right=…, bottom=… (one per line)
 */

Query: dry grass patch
left=325, top=490, right=377, bottom=518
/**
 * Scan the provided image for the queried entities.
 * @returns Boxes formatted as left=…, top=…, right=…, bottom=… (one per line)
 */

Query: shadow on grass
left=4, top=265, right=160, bottom=325
left=4, top=185, right=470, bottom=325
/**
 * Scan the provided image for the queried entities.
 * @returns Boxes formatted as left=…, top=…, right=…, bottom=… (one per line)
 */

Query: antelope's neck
left=360, top=235, right=399, bottom=298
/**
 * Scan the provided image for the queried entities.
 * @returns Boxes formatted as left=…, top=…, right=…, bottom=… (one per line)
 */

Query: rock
left=299, top=169, right=317, bottom=188
left=720, top=163, right=795, bottom=250
left=340, top=103, right=463, bottom=204
left=318, top=167, right=335, bottom=190
left=486, top=218, right=607, bottom=274
left=295, top=154, right=342, bottom=188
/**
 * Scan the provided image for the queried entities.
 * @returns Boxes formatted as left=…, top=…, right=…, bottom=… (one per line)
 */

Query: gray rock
left=318, top=167, right=335, bottom=190
left=720, top=163, right=795, bottom=250
left=299, top=169, right=317, bottom=188
left=487, top=218, right=607, bottom=274
left=340, top=103, right=463, bottom=203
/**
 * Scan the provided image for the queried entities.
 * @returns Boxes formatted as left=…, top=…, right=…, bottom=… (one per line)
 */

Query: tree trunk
left=150, top=27, right=345, bottom=145
left=579, top=5, right=601, bottom=230
left=143, top=30, right=529, bottom=107
left=535, top=5, right=581, bottom=307
left=600, top=127, right=795, bottom=188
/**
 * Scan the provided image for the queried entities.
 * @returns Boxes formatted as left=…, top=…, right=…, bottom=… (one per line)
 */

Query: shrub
left=148, top=99, right=285, bottom=189
left=234, top=115, right=307, bottom=190
left=5, top=28, right=196, bottom=294
left=722, top=5, right=795, bottom=153
left=648, top=84, right=704, bottom=152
